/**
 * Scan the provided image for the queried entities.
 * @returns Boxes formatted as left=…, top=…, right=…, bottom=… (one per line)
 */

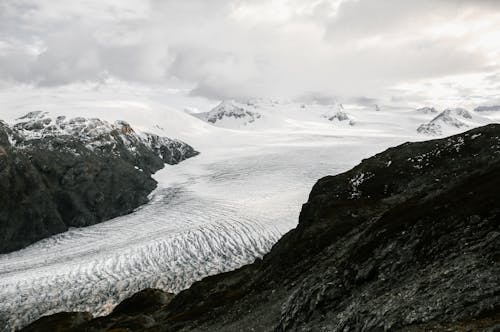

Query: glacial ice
left=1, top=101, right=498, bottom=331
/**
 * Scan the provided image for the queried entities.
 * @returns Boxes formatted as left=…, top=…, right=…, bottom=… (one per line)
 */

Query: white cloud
left=0, top=0, right=499, bottom=106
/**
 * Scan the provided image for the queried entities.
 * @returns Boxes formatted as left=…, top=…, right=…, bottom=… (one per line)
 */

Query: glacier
left=0, top=134, right=401, bottom=331
left=1, top=101, right=499, bottom=331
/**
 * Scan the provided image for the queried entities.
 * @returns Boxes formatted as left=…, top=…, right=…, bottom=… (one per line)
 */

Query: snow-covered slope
left=191, top=100, right=417, bottom=134
left=7, top=110, right=196, bottom=164
left=192, top=100, right=262, bottom=129
left=416, top=108, right=491, bottom=136
left=190, top=100, right=499, bottom=138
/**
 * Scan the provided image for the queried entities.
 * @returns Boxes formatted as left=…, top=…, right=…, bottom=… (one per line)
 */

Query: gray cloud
left=0, top=0, right=499, bottom=104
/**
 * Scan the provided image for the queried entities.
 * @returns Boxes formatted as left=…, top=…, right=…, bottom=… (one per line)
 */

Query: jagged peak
left=436, top=107, right=472, bottom=119
left=416, top=107, right=486, bottom=136
left=3, top=112, right=198, bottom=164
left=322, top=110, right=356, bottom=125
left=194, top=100, right=262, bottom=127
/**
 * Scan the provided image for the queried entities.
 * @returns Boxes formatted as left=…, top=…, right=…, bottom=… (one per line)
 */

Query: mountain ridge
left=416, top=107, right=491, bottom=136
left=0, top=112, right=198, bottom=253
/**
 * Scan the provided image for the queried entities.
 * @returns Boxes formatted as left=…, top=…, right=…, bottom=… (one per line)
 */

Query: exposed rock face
left=0, top=112, right=198, bottom=253
left=20, top=312, right=92, bottom=332
left=193, top=100, right=262, bottom=127
left=323, top=110, right=356, bottom=125
left=22, top=125, right=500, bottom=331
left=20, top=289, right=174, bottom=332
left=111, top=289, right=175, bottom=316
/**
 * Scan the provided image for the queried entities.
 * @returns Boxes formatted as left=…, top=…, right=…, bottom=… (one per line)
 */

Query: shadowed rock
left=112, top=289, right=175, bottom=316
left=20, top=312, right=92, bottom=332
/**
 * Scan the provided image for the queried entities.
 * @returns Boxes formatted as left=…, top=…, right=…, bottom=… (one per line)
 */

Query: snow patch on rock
left=8, top=111, right=197, bottom=164
left=320, top=104, right=355, bottom=125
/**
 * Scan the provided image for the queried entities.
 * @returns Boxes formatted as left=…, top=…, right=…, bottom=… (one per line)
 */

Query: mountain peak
left=193, top=100, right=262, bottom=128
left=416, top=107, right=487, bottom=136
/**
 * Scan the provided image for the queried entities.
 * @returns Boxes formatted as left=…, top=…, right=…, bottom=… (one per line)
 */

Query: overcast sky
left=1, top=0, right=500, bottom=110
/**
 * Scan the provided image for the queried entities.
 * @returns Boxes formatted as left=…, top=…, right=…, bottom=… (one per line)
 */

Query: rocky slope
left=22, top=124, right=500, bottom=331
left=0, top=111, right=198, bottom=253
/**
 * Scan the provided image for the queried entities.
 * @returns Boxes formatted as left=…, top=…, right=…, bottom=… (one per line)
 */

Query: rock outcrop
left=20, top=289, right=174, bottom=332
left=320, top=104, right=355, bottom=125
left=0, top=112, right=198, bottom=253
left=323, top=110, right=355, bottom=125
left=22, top=124, right=500, bottom=331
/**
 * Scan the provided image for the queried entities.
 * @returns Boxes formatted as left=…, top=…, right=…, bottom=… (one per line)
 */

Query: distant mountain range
left=416, top=108, right=491, bottom=136
left=190, top=100, right=499, bottom=136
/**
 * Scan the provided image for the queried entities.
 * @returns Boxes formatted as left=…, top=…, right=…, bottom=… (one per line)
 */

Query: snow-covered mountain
left=190, top=100, right=499, bottom=138
left=416, top=108, right=491, bottom=136
left=9, top=110, right=196, bottom=164
left=192, top=100, right=262, bottom=129
left=190, top=100, right=375, bottom=131
left=322, top=104, right=356, bottom=126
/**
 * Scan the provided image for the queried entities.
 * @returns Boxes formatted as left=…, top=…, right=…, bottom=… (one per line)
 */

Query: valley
left=1, top=101, right=499, bottom=331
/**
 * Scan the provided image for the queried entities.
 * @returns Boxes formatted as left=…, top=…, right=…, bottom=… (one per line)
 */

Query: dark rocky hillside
left=0, top=112, right=198, bottom=253
left=22, top=124, right=500, bottom=331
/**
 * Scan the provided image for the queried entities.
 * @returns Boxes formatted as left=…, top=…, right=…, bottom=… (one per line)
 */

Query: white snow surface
left=0, top=101, right=498, bottom=331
